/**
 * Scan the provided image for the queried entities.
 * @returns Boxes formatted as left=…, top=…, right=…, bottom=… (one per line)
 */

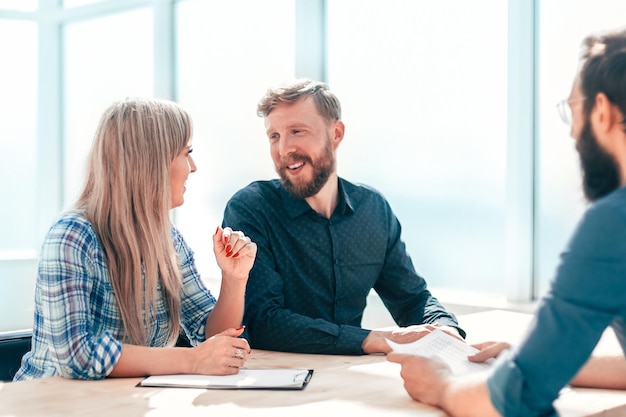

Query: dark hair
left=257, top=78, right=342, bottom=122
left=579, top=29, right=626, bottom=129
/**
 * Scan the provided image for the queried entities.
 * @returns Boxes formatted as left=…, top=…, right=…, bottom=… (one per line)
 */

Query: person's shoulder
left=585, top=187, right=626, bottom=225
left=593, top=186, right=626, bottom=210
left=340, top=178, right=390, bottom=204
left=49, top=210, right=95, bottom=235
left=229, top=179, right=282, bottom=202
left=169, top=222, right=194, bottom=257
left=43, top=210, right=100, bottom=251
left=568, top=188, right=626, bottom=254
left=170, top=222, right=184, bottom=244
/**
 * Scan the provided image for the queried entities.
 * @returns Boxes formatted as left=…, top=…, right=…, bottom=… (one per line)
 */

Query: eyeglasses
left=556, top=97, right=586, bottom=125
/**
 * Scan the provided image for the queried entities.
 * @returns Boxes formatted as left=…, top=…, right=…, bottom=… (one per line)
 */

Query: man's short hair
left=257, top=78, right=342, bottom=122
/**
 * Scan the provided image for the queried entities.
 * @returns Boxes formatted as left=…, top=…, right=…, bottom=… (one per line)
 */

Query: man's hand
left=387, top=352, right=502, bottom=417
left=467, top=341, right=511, bottom=363
left=362, top=323, right=462, bottom=354
left=406, top=324, right=463, bottom=340
left=387, top=353, right=452, bottom=406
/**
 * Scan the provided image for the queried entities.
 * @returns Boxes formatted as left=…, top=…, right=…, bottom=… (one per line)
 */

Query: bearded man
left=387, top=28, right=626, bottom=417
left=222, top=79, right=463, bottom=355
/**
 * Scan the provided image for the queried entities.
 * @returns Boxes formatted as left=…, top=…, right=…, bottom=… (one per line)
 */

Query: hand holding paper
left=387, top=329, right=492, bottom=376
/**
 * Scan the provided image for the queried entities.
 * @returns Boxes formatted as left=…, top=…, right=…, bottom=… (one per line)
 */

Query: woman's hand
left=213, top=226, right=257, bottom=282
left=189, top=326, right=251, bottom=375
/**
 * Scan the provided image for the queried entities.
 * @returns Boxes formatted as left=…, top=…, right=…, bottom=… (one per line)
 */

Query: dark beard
left=277, top=140, right=335, bottom=199
left=576, top=120, right=620, bottom=202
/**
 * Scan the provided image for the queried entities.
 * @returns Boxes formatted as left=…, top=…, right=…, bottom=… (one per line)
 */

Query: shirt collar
left=279, top=178, right=355, bottom=219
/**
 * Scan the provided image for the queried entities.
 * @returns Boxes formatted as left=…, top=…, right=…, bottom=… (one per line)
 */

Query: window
left=63, top=7, right=154, bottom=203
left=3, top=0, right=624, bottom=336
left=63, top=0, right=105, bottom=7
left=0, top=19, right=38, bottom=332
left=535, top=1, right=626, bottom=296
left=327, top=0, right=509, bottom=294
left=174, top=0, right=296, bottom=281
left=0, top=1, right=36, bottom=11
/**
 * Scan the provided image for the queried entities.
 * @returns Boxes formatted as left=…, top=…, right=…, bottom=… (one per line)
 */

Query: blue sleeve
left=33, top=216, right=122, bottom=380
left=173, top=226, right=216, bottom=346
left=487, top=201, right=626, bottom=416
left=372, top=200, right=464, bottom=337
left=223, top=195, right=370, bottom=355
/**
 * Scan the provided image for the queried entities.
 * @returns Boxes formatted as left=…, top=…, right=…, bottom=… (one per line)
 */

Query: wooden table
left=1, top=310, right=625, bottom=417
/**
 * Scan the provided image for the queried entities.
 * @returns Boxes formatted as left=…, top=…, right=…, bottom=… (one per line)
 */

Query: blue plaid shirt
left=14, top=211, right=216, bottom=380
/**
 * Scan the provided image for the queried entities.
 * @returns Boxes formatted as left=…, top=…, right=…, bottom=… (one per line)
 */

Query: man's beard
left=576, top=119, right=621, bottom=202
left=277, top=138, right=335, bottom=199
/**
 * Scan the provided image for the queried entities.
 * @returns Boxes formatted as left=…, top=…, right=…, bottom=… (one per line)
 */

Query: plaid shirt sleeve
left=15, top=213, right=122, bottom=380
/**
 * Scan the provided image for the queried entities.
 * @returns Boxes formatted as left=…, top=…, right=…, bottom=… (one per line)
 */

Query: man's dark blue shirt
left=223, top=178, right=463, bottom=354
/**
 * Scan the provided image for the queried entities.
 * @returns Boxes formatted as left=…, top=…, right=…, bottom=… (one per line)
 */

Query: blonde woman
left=14, top=98, right=256, bottom=380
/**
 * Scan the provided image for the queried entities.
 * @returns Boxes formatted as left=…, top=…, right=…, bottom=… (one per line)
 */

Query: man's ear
left=592, top=92, right=622, bottom=133
left=331, top=120, right=345, bottom=149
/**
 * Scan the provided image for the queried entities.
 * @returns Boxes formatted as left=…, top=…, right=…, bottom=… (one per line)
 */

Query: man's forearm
left=570, top=356, right=626, bottom=389
left=440, top=376, right=502, bottom=417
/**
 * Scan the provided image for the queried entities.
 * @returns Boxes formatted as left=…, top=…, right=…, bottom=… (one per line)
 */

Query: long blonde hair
left=76, top=98, right=192, bottom=345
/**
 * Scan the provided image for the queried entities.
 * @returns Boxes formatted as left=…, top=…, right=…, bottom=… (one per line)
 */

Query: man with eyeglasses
left=387, top=28, right=626, bottom=417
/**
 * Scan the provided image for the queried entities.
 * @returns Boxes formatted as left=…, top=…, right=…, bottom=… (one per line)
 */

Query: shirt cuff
left=431, top=317, right=466, bottom=339
left=335, top=326, right=371, bottom=355
left=95, top=331, right=122, bottom=378
left=487, top=350, right=557, bottom=417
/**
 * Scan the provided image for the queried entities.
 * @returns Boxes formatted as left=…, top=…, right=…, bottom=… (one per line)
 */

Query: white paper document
left=387, top=329, right=492, bottom=376
left=139, top=368, right=313, bottom=390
